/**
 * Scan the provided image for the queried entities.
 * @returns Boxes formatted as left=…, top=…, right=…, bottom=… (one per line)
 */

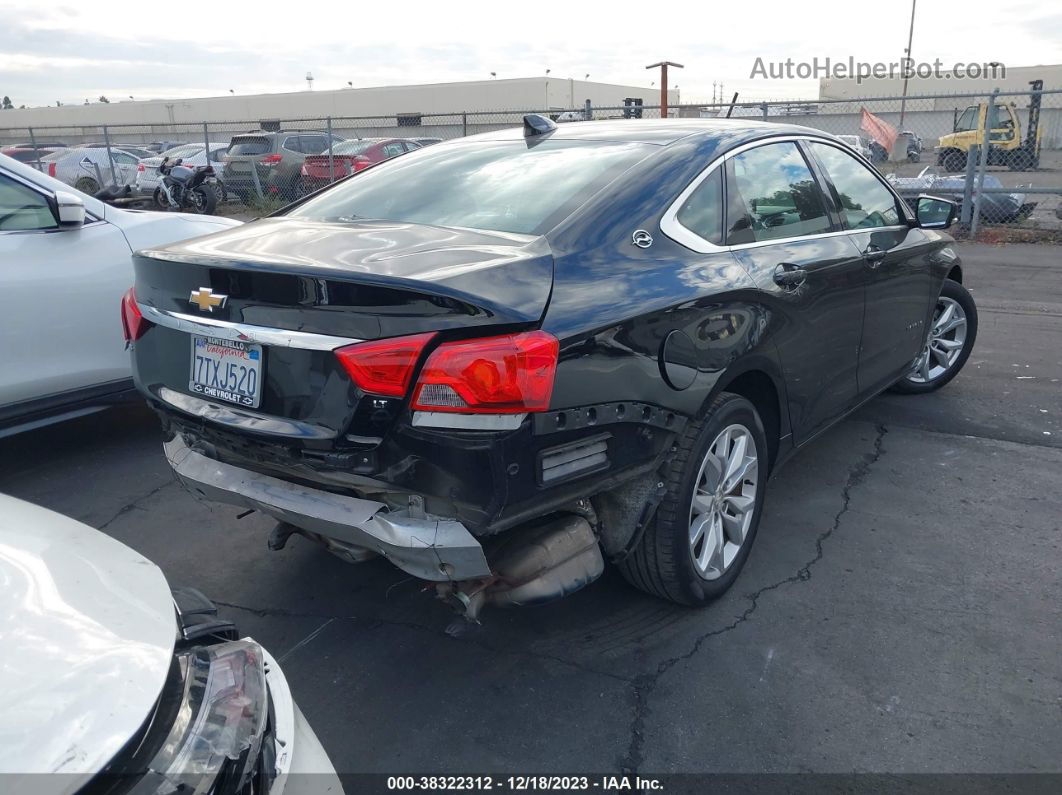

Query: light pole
left=646, top=61, right=683, bottom=118
left=899, top=0, right=917, bottom=128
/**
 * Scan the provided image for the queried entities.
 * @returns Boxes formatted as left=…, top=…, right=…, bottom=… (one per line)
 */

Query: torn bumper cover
left=164, top=436, right=491, bottom=582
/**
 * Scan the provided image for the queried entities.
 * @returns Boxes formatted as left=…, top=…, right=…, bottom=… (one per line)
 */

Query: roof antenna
left=523, top=113, right=557, bottom=137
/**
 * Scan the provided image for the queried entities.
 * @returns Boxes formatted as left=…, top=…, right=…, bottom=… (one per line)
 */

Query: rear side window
left=228, top=137, right=272, bottom=156
left=675, top=167, right=723, bottom=245
left=807, top=142, right=901, bottom=229
left=726, top=142, right=831, bottom=244
left=381, top=142, right=405, bottom=158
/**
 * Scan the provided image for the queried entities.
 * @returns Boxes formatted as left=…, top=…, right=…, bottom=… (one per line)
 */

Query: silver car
left=33, top=147, right=142, bottom=193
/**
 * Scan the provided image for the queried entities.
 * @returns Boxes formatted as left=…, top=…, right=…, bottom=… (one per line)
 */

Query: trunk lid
left=302, top=155, right=356, bottom=179
left=223, top=136, right=274, bottom=176
left=131, top=217, right=554, bottom=447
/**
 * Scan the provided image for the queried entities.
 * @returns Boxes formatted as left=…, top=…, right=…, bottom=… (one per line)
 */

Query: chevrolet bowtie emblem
left=188, top=287, right=227, bottom=313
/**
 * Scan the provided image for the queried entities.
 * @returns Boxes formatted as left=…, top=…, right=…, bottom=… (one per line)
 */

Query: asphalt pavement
left=1, top=242, right=1059, bottom=781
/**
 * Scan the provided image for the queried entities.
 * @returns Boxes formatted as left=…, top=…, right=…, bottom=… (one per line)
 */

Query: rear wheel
left=940, top=150, right=967, bottom=173
left=891, top=279, right=978, bottom=394
left=619, top=393, right=768, bottom=606
left=75, top=177, right=99, bottom=194
left=187, top=185, right=218, bottom=215
left=1007, top=148, right=1034, bottom=172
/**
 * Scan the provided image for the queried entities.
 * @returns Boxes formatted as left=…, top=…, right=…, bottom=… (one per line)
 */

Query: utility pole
left=899, top=0, right=917, bottom=128
left=646, top=61, right=683, bottom=118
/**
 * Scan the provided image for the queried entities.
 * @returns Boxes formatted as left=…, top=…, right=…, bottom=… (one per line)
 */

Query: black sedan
left=123, top=116, right=977, bottom=617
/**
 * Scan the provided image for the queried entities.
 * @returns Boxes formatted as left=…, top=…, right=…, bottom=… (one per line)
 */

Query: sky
left=0, top=0, right=1059, bottom=108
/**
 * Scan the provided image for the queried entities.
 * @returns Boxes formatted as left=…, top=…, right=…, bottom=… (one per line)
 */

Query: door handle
left=773, top=262, right=807, bottom=289
left=863, top=246, right=887, bottom=267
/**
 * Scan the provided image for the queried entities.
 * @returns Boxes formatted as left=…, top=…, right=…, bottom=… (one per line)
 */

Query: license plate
left=189, top=335, right=263, bottom=408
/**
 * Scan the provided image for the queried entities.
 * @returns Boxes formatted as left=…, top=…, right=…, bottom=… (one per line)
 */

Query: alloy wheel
left=908, top=296, right=968, bottom=384
left=688, top=423, right=759, bottom=580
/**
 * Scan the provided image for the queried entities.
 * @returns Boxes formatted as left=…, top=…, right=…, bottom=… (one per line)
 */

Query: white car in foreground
left=0, top=494, right=342, bottom=795
left=0, top=153, right=241, bottom=436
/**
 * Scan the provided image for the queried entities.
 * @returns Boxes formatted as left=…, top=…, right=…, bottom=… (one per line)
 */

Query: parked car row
left=2, top=132, right=439, bottom=210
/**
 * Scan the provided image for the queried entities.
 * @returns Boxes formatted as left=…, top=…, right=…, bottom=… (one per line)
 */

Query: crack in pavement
left=214, top=599, right=634, bottom=684
left=97, top=478, right=177, bottom=530
left=619, top=423, right=889, bottom=775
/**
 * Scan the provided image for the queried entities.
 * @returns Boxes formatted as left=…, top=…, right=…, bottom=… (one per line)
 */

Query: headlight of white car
left=137, top=639, right=269, bottom=794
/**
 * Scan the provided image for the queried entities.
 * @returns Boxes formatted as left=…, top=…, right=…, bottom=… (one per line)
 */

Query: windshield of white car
left=286, top=140, right=653, bottom=235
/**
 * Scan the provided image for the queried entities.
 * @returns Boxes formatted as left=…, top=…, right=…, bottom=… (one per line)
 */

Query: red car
left=299, top=138, right=420, bottom=193
left=2, top=147, right=61, bottom=164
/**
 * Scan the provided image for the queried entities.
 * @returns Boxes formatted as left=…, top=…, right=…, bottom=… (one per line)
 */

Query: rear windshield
left=227, top=136, right=272, bottom=156
left=40, top=149, right=70, bottom=162
left=332, top=140, right=379, bottom=156
left=286, top=139, right=652, bottom=235
left=161, top=144, right=201, bottom=159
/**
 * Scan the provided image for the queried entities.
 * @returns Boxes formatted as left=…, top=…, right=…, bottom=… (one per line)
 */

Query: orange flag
left=860, top=108, right=898, bottom=152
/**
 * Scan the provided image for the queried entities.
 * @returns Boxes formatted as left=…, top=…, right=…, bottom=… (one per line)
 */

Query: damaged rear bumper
left=164, top=436, right=490, bottom=581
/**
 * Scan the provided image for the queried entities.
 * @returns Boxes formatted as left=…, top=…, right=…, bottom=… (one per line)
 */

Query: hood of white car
left=0, top=494, right=175, bottom=787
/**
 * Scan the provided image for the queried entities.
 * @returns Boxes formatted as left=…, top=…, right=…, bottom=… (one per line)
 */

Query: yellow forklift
left=936, top=80, right=1043, bottom=172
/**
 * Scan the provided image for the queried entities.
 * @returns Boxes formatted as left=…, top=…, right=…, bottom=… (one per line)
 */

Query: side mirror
left=915, top=195, right=957, bottom=230
left=55, top=191, right=86, bottom=228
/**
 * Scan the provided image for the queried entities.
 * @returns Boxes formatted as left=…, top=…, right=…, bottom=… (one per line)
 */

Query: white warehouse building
left=0, top=77, right=678, bottom=135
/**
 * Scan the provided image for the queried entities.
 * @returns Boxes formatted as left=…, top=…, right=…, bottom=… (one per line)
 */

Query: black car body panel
left=135, top=218, right=554, bottom=336
left=130, top=119, right=961, bottom=554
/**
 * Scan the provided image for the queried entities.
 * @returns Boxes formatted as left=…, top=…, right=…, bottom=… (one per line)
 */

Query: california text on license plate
left=189, top=335, right=263, bottom=408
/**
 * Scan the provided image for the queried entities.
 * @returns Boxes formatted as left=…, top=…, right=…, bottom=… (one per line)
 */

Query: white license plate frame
left=188, top=335, right=263, bottom=409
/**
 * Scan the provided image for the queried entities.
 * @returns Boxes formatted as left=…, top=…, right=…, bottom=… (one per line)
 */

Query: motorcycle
left=152, top=156, right=219, bottom=215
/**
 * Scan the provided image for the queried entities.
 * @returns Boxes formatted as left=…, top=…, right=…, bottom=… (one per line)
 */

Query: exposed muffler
left=436, top=514, right=605, bottom=625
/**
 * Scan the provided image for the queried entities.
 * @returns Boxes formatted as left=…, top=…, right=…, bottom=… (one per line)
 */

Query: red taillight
left=259, top=153, right=283, bottom=166
left=137, top=163, right=145, bottom=172
left=334, top=333, right=437, bottom=398
left=48, top=162, right=56, bottom=177
left=120, top=287, right=151, bottom=342
left=351, top=156, right=371, bottom=172
left=412, top=331, right=558, bottom=414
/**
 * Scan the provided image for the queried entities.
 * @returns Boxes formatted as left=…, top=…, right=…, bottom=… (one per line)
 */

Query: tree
left=98, top=95, right=110, bottom=104
left=1, top=96, right=12, bottom=110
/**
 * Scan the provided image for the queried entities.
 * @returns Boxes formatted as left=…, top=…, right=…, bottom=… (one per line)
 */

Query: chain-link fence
left=2, top=87, right=1060, bottom=231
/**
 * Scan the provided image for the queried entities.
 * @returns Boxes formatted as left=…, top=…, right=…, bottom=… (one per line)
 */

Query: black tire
left=891, top=279, right=978, bottom=394
left=1007, top=148, right=1034, bottom=172
left=187, top=185, right=218, bottom=215
left=75, top=177, right=99, bottom=194
left=940, top=150, right=967, bottom=173
left=152, top=187, right=170, bottom=210
left=619, top=393, right=769, bottom=606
